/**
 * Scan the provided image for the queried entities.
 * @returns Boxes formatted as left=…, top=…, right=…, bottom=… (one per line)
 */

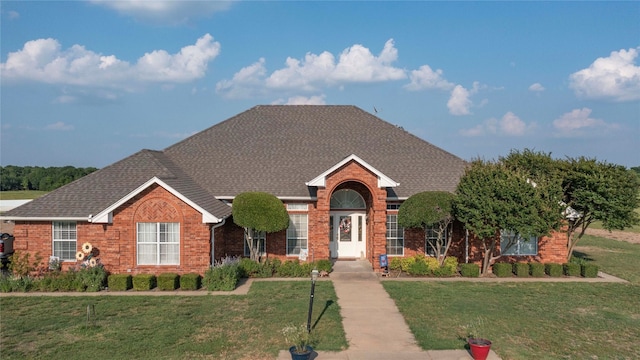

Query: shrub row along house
left=1, top=105, right=567, bottom=275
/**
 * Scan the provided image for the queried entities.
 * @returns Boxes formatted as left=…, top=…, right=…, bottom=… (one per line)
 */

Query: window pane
left=386, top=215, right=404, bottom=256
left=137, top=222, right=180, bottom=265
left=287, top=214, right=308, bottom=256
left=53, top=222, right=77, bottom=261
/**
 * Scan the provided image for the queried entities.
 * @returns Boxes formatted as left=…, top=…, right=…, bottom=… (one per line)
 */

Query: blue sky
left=1, top=1, right=639, bottom=169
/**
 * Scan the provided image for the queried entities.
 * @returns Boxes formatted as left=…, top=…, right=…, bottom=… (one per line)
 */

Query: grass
left=589, top=205, right=640, bottom=233
left=0, top=281, right=347, bottom=359
left=384, top=235, right=640, bottom=360
left=0, top=190, right=48, bottom=200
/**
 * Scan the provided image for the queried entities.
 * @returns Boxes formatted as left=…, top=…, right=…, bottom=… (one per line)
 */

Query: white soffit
left=305, top=154, right=399, bottom=188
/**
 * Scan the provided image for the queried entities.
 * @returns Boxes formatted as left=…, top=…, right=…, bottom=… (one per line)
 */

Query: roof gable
left=91, top=177, right=224, bottom=224
left=306, top=154, right=399, bottom=188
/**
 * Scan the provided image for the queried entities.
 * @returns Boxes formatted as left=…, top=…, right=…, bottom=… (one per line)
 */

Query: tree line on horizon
left=0, top=165, right=98, bottom=192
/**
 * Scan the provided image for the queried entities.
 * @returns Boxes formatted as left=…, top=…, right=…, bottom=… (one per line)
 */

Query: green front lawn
left=0, top=190, right=48, bottom=200
left=0, top=281, right=347, bottom=359
left=384, top=235, right=640, bottom=359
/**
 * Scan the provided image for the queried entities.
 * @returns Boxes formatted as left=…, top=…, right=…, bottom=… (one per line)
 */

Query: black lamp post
left=306, top=269, right=319, bottom=333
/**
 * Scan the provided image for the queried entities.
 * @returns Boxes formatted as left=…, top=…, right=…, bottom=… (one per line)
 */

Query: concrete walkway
left=277, top=260, right=501, bottom=360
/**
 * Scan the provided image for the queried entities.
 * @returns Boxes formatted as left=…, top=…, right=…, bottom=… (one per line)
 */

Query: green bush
left=0, top=277, right=12, bottom=292
left=133, top=274, right=156, bottom=291
left=389, top=257, right=402, bottom=271
left=277, top=260, right=309, bottom=277
left=530, top=263, right=545, bottom=278
left=407, top=260, right=430, bottom=276
left=39, top=271, right=76, bottom=291
left=460, top=263, right=480, bottom=277
left=545, top=263, right=563, bottom=277
left=108, top=274, right=132, bottom=291
left=180, top=273, right=201, bottom=290
left=435, top=257, right=458, bottom=277
left=581, top=264, right=599, bottom=278
left=203, top=263, right=240, bottom=291
left=157, top=273, right=180, bottom=291
left=314, top=259, right=333, bottom=273
left=238, top=258, right=261, bottom=278
left=492, top=263, right=513, bottom=277
left=564, top=263, right=581, bottom=277
left=72, top=266, right=107, bottom=292
left=400, top=257, right=416, bottom=272
left=514, top=263, right=529, bottom=278
left=1, top=276, right=36, bottom=292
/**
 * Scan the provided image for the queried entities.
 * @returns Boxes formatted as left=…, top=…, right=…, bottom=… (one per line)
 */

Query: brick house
left=1, top=105, right=567, bottom=275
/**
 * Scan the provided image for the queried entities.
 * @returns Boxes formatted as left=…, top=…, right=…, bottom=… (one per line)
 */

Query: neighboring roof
left=165, top=105, right=466, bottom=199
left=3, top=105, right=466, bottom=221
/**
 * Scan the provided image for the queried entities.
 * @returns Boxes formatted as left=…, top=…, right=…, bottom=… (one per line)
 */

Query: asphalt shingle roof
left=4, top=105, right=466, bottom=220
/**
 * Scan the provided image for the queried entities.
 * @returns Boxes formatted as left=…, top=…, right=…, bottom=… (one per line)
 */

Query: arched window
left=330, top=189, right=366, bottom=209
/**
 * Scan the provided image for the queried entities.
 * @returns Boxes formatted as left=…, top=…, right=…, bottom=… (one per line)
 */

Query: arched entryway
left=329, top=188, right=367, bottom=259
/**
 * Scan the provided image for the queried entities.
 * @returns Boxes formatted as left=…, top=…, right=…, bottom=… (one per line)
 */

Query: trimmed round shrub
left=460, top=263, right=480, bottom=277
left=545, top=263, right=563, bottom=277
left=108, top=274, right=132, bottom=291
left=180, top=273, right=201, bottom=290
left=389, top=257, right=402, bottom=271
left=157, top=273, right=180, bottom=291
left=133, top=274, right=156, bottom=291
left=514, top=263, right=529, bottom=278
left=492, top=263, right=513, bottom=277
left=530, top=263, right=545, bottom=278
left=408, top=260, right=430, bottom=276
left=564, top=263, right=581, bottom=277
left=581, top=264, right=599, bottom=278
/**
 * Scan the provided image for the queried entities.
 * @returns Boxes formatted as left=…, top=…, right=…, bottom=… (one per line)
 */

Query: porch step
left=330, top=260, right=378, bottom=281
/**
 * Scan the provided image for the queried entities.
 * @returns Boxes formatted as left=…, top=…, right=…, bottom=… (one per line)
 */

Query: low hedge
left=157, top=273, right=180, bottom=291
left=564, top=263, right=581, bottom=277
left=204, top=263, right=241, bottom=291
left=493, top=263, right=513, bottom=277
left=581, top=264, right=599, bottom=278
left=514, top=263, right=529, bottom=278
left=133, top=274, right=156, bottom=291
left=108, top=274, right=132, bottom=291
left=530, top=263, right=545, bottom=278
left=180, top=273, right=201, bottom=290
left=459, top=263, right=480, bottom=278
left=545, top=263, right=563, bottom=277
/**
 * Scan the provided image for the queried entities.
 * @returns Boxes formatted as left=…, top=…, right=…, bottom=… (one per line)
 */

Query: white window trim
left=287, top=214, right=308, bottom=256
left=136, top=222, right=180, bottom=265
left=52, top=221, right=77, bottom=262
left=500, top=230, right=538, bottom=256
left=286, top=203, right=309, bottom=211
left=386, top=214, right=404, bottom=256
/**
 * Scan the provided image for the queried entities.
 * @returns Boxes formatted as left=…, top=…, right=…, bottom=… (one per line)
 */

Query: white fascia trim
left=305, top=154, right=400, bottom=188
left=91, top=176, right=222, bottom=224
left=0, top=216, right=88, bottom=222
left=215, top=196, right=317, bottom=201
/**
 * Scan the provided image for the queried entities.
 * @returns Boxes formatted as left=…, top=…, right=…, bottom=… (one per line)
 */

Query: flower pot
left=468, top=338, right=492, bottom=360
left=289, top=346, right=313, bottom=360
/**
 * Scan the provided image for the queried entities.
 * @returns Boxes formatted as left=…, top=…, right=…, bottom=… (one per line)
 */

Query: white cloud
left=404, top=64, right=454, bottom=91
left=45, top=121, right=74, bottom=131
left=447, top=85, right=472, bottom=115
left=8, top=10, right=20, bottom=20
left=460, top=112, right=533, bottom=137
left=569, top=47, right=640, bottom=102
left=90, top=1, right=233, bottom=25
left=217, top=39, right=406, bottom=99
left=1, top=34, right=220, bottom=89
left=529, top=83, right=545, bottom=92
left=552, top=108, right=618, bottom=136
left=272, top=95, right=327, bottom=105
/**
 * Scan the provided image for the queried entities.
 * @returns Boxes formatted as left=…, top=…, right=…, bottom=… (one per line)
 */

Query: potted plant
left=282, top=323, right=314, bottom=360
left=463, top=317, right=492, bottom=360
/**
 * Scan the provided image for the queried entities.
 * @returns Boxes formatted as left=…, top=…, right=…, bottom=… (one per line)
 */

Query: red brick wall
left=13, top=184, right=213, bottom=275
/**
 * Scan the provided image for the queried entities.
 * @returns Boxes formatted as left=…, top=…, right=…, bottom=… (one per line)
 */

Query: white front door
left=329, top=212, right=366, bottom=258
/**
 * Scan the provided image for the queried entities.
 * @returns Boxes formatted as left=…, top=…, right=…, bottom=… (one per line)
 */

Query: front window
left=500, top=230, right=538, bottom=256
left=137, top=222, right=180, bottom=265
left=425, top=226, right=448, bottom=256
left=287, top=214, right=308, bottom=255
left=52, top=221, right=77, bottom=261
left=386, top=214, right=404, bottom=256
left=244, top=230, right=266, bottom=257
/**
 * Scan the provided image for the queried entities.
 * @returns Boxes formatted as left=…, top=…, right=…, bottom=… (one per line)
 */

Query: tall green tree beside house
left=398, top=191, right=455, bottom=266
left=232, top=192, right=290, bottom=262
left=453, top=159, right=563, bottom=275
left=561, top=157, right=640, bottom=261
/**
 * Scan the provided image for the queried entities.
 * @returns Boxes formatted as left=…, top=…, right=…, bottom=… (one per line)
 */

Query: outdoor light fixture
left=306, top=269, right=319, bottom=333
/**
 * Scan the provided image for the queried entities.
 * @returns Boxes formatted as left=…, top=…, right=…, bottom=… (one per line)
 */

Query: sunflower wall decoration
left=76, top=242, right=100, bottom=268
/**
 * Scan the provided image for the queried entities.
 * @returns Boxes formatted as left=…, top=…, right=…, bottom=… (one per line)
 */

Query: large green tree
left=453, top=159, right=563, bottom=274
left=562, top=157, right=640, bottom=261
left=398, top=191, right=455, bottom=266
left=232, top=192, right=290, bottom=261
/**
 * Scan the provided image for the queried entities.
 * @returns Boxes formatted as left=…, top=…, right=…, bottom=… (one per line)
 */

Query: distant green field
left=589, top=207, right=640, bottom=233
left=0, top=191, right=48, bottom=200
